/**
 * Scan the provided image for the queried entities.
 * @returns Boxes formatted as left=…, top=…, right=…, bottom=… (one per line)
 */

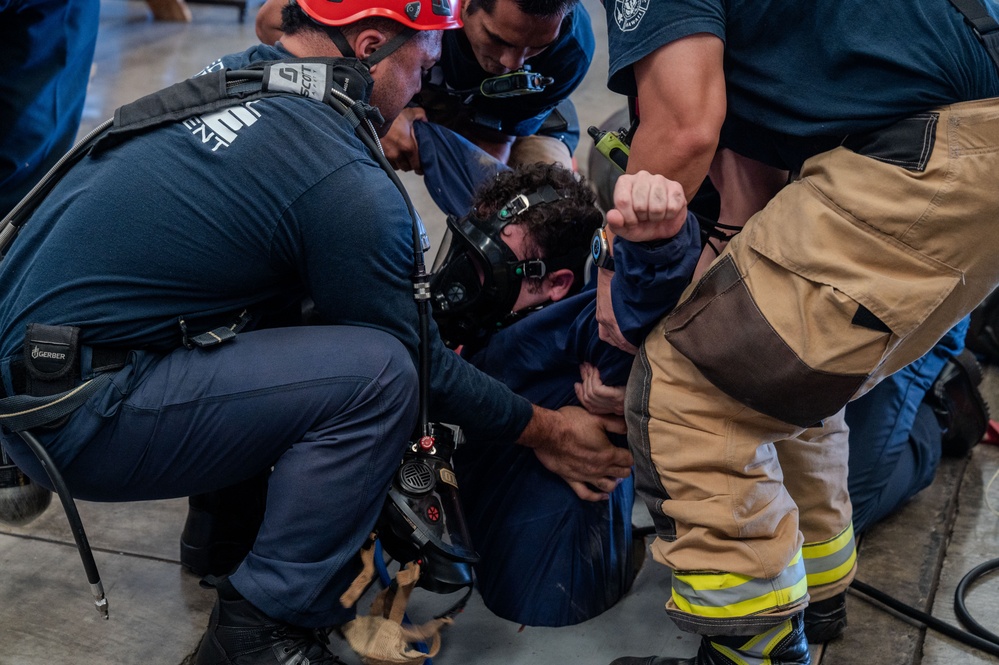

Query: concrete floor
left=2, top=1, right=999, bottom=664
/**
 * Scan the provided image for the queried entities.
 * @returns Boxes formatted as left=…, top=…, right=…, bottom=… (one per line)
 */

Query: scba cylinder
left=0, top=454, right=52, bottom=526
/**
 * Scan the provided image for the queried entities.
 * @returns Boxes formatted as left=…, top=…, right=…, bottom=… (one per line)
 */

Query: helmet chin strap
left=326, top=25, right=418, bottom=66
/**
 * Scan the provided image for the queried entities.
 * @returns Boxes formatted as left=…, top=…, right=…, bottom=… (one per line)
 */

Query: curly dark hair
left=472, top=162, right=601, bottom=293
left=467, top=0, right=578, bottom=17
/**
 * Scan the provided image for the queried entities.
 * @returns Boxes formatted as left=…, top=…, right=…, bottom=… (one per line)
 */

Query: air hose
left=0, top=118, right=116, bottom=619
left=850, top=574, right=999, bottom=657
left=953, top=558, right=999, bottom=645
left=15, top=430, right=108, bottom=618
left=325, top=84, right=435, bottom=439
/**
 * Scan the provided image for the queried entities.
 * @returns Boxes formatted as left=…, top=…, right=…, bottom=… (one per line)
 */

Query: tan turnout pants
left=626, top=97, right=999, bottom=636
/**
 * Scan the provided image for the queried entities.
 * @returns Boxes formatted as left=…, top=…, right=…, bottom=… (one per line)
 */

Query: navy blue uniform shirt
left=0, top=44, right=534, bottom=445
left=605, top=0, right=999, bottom=169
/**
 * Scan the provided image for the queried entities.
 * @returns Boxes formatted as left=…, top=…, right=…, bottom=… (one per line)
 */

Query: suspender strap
left=949, top=0, right=999, bottom=74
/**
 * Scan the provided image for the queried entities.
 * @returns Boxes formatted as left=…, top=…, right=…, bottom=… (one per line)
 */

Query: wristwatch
left=590, top=226, right=615, bottom=271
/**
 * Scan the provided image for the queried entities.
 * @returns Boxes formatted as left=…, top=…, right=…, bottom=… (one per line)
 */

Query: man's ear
left=546, top=268, right=576, bottom=303
left=353, top=28, right=390, bottom=64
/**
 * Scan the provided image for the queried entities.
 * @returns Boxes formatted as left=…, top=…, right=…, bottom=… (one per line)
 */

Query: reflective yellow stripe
left=802, top=523, right=854, bottom=559
left=677, top=552, right=803, bottom=592
left=710, top=643, right=752, bottom=665
left=671, top=551, right=808, bottom=619
left=744, top=618, right=792, bottom=654
left=706, top=620, right=794, bottom=665
left=803, top=523, right=857, bottom=587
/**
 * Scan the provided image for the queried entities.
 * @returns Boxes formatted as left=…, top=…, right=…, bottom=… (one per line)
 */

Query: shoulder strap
left=0, top=57, right=377, bottom=260
left=948, top=0, right=999, bottom=74
left=90, top=57, right=375, bottom=156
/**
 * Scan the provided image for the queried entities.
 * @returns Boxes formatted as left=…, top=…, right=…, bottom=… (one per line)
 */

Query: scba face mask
left=430, top=185, right=571, bottom=349
left=377, top=423, right=478, bottom=594
left=430, top=214, right=544, bottom=349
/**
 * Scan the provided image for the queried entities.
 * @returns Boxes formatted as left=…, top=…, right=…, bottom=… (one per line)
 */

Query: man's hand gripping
left=518, top=405, right=632, bottom=502
left=381, top=107, right=427, bottom=174
left=596, top=171, right=689, bottom=352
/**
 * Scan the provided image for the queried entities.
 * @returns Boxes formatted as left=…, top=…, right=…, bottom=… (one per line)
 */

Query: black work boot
left=610, top=612, right=811, bottom=665
left=803, top=591, right=847, bottom=643
left=195, top=578, right=343, bottom=665
left=181, top=470, right=270, bottom=576
left=925, top=349, right=990, bottom=458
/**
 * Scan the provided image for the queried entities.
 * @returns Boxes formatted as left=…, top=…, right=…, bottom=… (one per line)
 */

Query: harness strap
left=91, top=58, right=376, bottom=157
left=0, top=373, right=113, bottom=433
left=949, top=0, right=999, bottom=74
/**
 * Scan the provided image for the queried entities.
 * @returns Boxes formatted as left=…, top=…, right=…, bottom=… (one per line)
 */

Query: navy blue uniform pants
left=455, top=442, right=635, bottom=627
left=1, top=326, right=419, bottom=628
left=845, top=317, right=969, bottom=534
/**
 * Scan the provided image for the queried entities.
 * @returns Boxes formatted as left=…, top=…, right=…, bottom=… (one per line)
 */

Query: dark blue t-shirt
left=426, top=3, right=594, bottom=138
left=605, top=0, right=999, bottom=168
left=0, top=44, right=533, bottom=445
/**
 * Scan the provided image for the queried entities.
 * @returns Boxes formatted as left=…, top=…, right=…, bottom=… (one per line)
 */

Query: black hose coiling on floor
left=850, top=578, right=999, bottom=657
left=954, top=558, right=999, bottom=645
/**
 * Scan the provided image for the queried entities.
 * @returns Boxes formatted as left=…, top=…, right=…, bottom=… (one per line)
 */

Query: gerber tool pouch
left=23, top=324, right=81, bottom=398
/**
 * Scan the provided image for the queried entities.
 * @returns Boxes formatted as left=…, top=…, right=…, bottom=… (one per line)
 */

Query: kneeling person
left=432, top=164, right=701, bottom=626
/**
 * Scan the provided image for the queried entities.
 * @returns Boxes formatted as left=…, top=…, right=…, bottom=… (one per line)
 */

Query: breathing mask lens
left=430, top=213, right=525, bottom=349
left=431, top=246, right=485, bottom=313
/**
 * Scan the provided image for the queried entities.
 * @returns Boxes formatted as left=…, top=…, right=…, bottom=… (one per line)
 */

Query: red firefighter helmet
left=296, top=0, right=463, bottom=31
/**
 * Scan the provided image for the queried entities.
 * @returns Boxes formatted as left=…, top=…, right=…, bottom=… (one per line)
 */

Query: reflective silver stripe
left=803, top=537, right=855, bottom=577
left=803, top=523, right=857, bottom=586
left=708, top=619, right=795, bottom=665
left=671, top=553, right=807, bottom=617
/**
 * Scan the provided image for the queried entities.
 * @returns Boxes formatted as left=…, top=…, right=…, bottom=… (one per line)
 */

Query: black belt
left=1, top=347, right=130, bottom=399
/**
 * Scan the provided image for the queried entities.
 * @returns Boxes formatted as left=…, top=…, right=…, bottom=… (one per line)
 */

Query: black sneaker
left=803, top=591, right=847, bottom=643
left=925, top=349, right=991, bottom=458
left=195, top=578, right=343, bottom=665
